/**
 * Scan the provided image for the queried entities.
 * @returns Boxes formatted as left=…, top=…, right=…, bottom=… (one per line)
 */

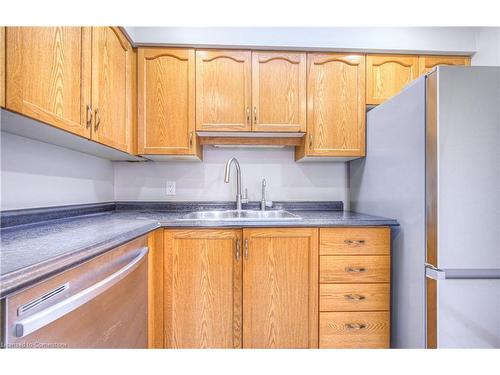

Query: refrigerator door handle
left=425, top=265, right=500, bottom=280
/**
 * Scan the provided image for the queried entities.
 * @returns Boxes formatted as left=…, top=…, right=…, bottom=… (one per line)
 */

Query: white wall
left=124, top=27, right=477, bottom=55
left=114, top=147, right=348, bottom=203
left=1, top=132, right=114, bottom=210
left=472, top=27, right=500, bottom=66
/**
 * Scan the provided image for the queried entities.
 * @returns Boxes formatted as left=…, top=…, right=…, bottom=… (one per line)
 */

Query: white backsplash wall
left=1, top=132, right=115, bottom=210
left=114, top=146, right=348, bottom=204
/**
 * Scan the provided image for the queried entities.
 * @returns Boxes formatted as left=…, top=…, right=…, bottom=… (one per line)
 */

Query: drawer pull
left=345, top=323, right=367, bottom=330
left=344, top=294, right=366, bottom=301
left=344, top=239, right=366, bottom=245
left=345, top=267, right=367, bottom=273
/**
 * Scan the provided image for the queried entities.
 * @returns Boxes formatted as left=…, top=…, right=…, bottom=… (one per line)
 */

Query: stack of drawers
left=319, top=227, right=391, bottom=348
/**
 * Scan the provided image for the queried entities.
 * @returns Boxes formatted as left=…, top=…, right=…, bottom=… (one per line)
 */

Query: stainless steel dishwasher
left=3, top=236, right=148, bottom=348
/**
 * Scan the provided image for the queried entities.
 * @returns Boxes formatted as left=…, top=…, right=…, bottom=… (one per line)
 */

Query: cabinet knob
left=246, top=107, right=251, bottom=124
left=344, top=239, right=366, bottom=245
left=244, top=239, right=249, bottom=259
left=309, top=133, right=313, bottom=148
left=345, top=323, right=367, bottom=330
left=344, top=294, right=366, bottom=301
left=345, top=267, right=367, bottom=273
left=189, top=131, right=194, bottom=148
left=253, top=106, right=257, bottom=124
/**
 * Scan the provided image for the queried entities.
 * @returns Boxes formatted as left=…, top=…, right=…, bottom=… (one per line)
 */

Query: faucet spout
left=224, top=157, right=243, bottom=210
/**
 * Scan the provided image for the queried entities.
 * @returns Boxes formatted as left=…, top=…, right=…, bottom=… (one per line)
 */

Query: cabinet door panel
left=91, top=27, right=132, bottom=152
left=418, top=55, right=470, bottom=76
left=242, top=228, right=318, bottom=348
left=164, top=229, right=242, bottom=348
left=366, top=54, right=419, bottom=105
left=252, top=51, right=306, bottom=132
left=138, top=48, right=199, bottom=156
left=196, top=50, right=251, bottom=131
left=6, top=27, right=91, bottom=137
left=297, top=53, right=365, bottom=159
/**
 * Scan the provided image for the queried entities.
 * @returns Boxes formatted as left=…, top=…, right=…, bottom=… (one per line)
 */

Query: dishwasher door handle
left=14, top=247, right=149, bottom=338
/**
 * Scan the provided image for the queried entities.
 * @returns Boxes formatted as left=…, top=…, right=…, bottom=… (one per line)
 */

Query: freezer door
left=428, top=277, right=500, bottom=348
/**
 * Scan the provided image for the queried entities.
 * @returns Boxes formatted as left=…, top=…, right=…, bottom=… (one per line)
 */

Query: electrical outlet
left=166, top=181, right=176, bottom=196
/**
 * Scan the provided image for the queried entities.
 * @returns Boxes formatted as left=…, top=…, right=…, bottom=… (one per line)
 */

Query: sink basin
left=177, top=210, right=302, bottom=221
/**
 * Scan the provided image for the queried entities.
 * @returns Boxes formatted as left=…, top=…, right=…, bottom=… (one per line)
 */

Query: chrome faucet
left=224, top=157, right=247, bottom=210
left=260, top=178, right=273, bottom=211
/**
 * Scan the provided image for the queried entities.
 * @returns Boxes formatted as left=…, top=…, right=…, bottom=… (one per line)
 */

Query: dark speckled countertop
left=0, top=201, right=398, bottom=296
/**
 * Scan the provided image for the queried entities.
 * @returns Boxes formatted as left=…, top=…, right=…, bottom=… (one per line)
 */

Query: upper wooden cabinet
left=5, top=27, right=92, bottom=137
left=163, top=229, right=242, bottom=349
left=137, top=48, right=201, bottom=158
left=296, top=53, right=366, bottom=160
left=91, top=27, right=133, bottom=153
left=242, top=228, right=318, bottom=348
left=418, top=55, right=470, bottom=75
left=196, top=50, right=251, bottom=131
left=251, top=52, right=306, bottom=132
left=366, top=54, right=419, bottom=105
left=4, top=27, right=134, bottom=153
left=0, top=27, right=5, bottom=108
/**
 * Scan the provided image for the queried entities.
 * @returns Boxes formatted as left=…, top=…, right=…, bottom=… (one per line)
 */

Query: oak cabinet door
left=242, top=228, right=318, bottom=348
left=5, top=27, right=91, bottom=137
left=418, top=55, right=470, bottom=76
left=296, top=53, right=365, bottom=160
left=196, top=50, right=251, bottom=131
left=366, top=54, right=419, bottom=105
left=138, top=48, right=200, bottom=157
left=164, top=229, right=242, bottom=348
left=251, top=51, right=306, bottom=132
left=91, top=27, right=132, bottom=152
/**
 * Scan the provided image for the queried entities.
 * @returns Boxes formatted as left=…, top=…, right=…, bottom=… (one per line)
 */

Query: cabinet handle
left=309, top=133, right=313, bottom=149
left=86, top=105, right=93, bottom=128
left=244, top=239, right=249, bottom=259
left=345, top=323, right=367, bottom=330
left=94, top=108, right=101, bottom=131
left=344, top=239, right=366, bottom=245
left=246, top=107, right=250, bottom=124
left=344, top=294, right=366, bottom=301
left=235, top=239, right=241, bottom=261
left=345, top=267, right=367, bottom=273
left=189, top=131, right=194, bottom=148
left=253, top=106, right=257, bottom=124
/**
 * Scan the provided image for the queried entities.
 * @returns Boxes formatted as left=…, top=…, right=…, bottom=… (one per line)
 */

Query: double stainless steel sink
left=177, top=210, right=301, bottom=222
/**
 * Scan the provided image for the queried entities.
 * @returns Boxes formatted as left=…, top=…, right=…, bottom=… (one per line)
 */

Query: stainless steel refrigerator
left=350, top=66, right=500, bottom=348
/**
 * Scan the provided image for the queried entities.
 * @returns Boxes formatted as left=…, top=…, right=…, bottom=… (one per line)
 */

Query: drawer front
left=320, top=227, right=390, bottom=255
left=320, top=311, right=390, bottom=348
left=320, top=255, right=390, bottom=283
left=320, top=283, right=390, bottom=312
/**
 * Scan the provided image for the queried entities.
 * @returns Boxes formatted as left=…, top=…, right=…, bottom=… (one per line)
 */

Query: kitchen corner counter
left=0, top=202, right=398, bottom=296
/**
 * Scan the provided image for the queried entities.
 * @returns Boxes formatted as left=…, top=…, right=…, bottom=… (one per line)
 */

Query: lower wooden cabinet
left=242, top=228, right=318, bottom=348
left=318, top=227, right=391, bottom=349
left=163, top=229, right=242, bottom=348
left=155, top=226, right=390, bottom=349
left=162, top=228, right=318, bottom=349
